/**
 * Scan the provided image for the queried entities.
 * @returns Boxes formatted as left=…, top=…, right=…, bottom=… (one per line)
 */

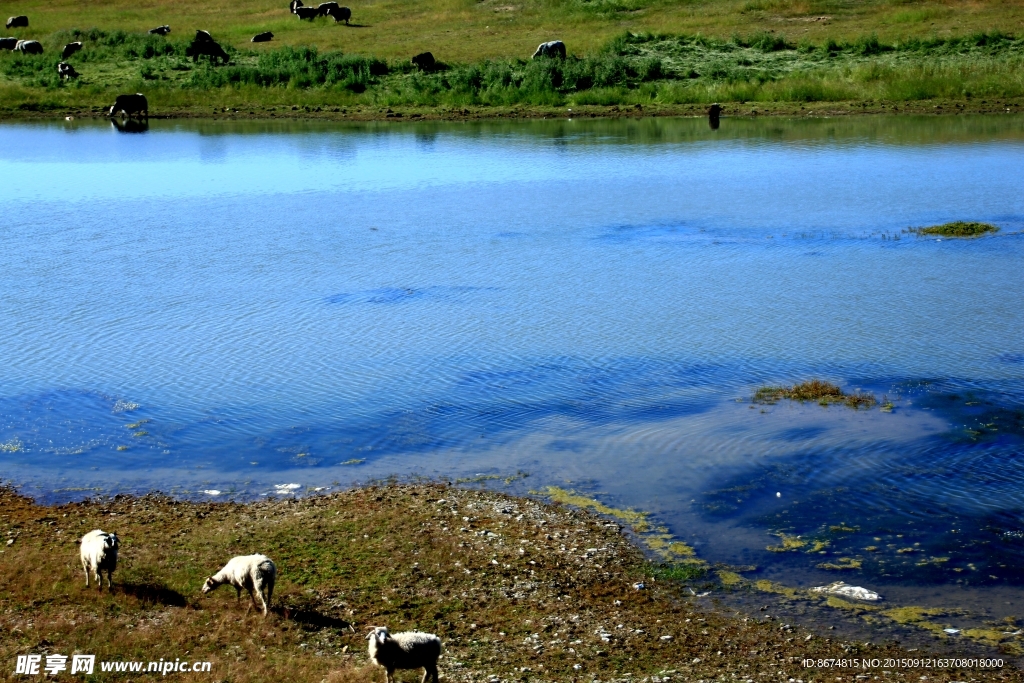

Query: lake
left=2, top=114, right=1023, bottom=645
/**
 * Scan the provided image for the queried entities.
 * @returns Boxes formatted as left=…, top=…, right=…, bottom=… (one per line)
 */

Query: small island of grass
left=754, top=379, right=877, bottom=409
left=914, top=221, right=1000, bottom=238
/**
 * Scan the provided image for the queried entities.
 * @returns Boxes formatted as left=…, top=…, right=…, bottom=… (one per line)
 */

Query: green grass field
left=3, top=0, right=1024, bottom=116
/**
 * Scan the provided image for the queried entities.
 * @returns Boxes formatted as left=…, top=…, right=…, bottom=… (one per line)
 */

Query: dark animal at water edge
left=6, top=16, right=28, bottom=29
left=0, top=37, right=17, bottom=50
left=328, top=6, right=351, bottom=23
left=294, top=6, right=320, bottom=20
left=15, top=39, right=42, bottom=54
left=532, top=40, right=566, bottom=59
left=109, top=93, right=148, bottom=119
left=251, top=31, right=273, bottom=42
left=411, top=51, right=435, bottom=71
left=61, top=41, right=82, bottom=59
left=186, top=36, right=229, bottom=63
left=708, top=102, right=722, bottom=130
left=317, top=2, right=339, bottom=15
left=57, top=61, right=79, bottom=80
left=148, top=25, right=171, bottom=35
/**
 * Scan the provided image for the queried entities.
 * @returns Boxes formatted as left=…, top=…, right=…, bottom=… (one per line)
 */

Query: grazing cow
left=317, top=2, right=339, bottom=15
left=61, top=41, right=82, bottom=59
left=109, top=93, right=148, bottom=119
left=6, top=16, right=28, bottom=29
left=148, top=25, right=171, bottom=35
left=185, top=36, right=229, bottom=63
left=0, top=37, right=17, bottom=50
left=532, top=40, right=566, bottom=59
left=57, top=61, right=79, bottom=80
left=15, top=39, right=42, bottom=54
left=294, top=6, right=319, bottom=19
left=411, top=51, right=435, bottom=71
left=327, top=5, right=351, bottom=23
left=251, top=31, right=273, bottom=42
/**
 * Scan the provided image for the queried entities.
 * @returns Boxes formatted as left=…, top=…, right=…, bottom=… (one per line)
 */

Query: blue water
left=2, top=116, right=1024, bottom=619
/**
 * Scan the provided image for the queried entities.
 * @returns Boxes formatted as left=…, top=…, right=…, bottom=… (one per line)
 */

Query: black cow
left=251, top=31, right=273, bottom=42
left=57, top=61, right=79, bottom=81
left=294, top=6, right=319, bottom=19
left=532, top=40, right=566, bottom=59
left=0, top=37, right=17, bottom=50
left=109, top=93, right=148, bottom=119
left=411, top=52, right=435, bottom=71
left=317, top=2, right=339, bottom=15
left=327, top=5, right=351, bottom=23
left=148, top=25, right=171, bottom=35
left=707, top=103, right=722, bottom=130
left=6, top=16, right=28, bottom=29
left=61, top=41, right=83, bottom=59
left=185, top=36, right=229, bottom=63
left=15, top=39, right=42, bottom=54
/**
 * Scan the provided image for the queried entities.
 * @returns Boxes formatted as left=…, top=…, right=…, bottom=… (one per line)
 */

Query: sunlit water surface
left=2, top=115, right=1023, bottom=644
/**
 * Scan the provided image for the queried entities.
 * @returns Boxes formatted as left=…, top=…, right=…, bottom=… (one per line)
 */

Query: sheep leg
left=105, top=570, right=113, bottom=590
left=94, top=570, right=102, bottom=590
left=235, top=586, right=242, bottom=603
left=385, top=668, right=395, bottom=683
left=422, top=664, right=439, bottom=683
left=83, top=562, right=90, bottom=588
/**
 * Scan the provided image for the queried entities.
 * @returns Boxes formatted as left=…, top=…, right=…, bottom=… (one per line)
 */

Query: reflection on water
left=1, top=115, right=1023, bottom=639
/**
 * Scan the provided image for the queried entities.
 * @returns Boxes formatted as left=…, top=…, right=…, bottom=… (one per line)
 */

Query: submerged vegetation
left=754, top=379, right=877, bottom=408
left=914, top=221, right=1001, bottom=237
left=3, top=28, right=1024, bottom=115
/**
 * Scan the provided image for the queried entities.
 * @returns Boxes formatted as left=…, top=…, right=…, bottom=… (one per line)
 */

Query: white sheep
left=80, top=529, right=119, bottom=590
left=201, top=554, right=276, bottom=616
left=367, top=626, right=441, bottom=683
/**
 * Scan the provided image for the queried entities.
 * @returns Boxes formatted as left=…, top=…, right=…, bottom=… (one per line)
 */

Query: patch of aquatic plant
left=754, top=379, right=877, bottom=409
left=0, top=439, right=22, bottom=453
left=651, top=561, right=708, bottom=582
left=816, top=557, right=863, bottom=570
left=339, top=458, right=365, bottom=465
left=913, top=221, right=999, bottom=237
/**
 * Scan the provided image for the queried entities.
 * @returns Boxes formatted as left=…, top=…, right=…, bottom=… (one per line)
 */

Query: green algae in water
left=754, top=380, right=877, bottom=409
left=817, top=557, right=863, bottom=570
left=914, top=221, right=999, bottom=237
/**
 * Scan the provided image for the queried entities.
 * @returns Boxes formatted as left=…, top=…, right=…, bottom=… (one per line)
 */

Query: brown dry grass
left=1, top=484, right=1019, bottom=682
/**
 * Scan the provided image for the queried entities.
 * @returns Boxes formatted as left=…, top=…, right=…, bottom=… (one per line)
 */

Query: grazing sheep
left=109, top=92, right=148, bottom=119
left=6, top=16, right=28, bottom=29
left=185, top=36, right=229, bottom=64
left=58, top=61, right=79, bottom=80
left=14, top=39, right=42, bottom=54
left=0, top=37, right=17, bottom=50
left=251, top=31, right=273, bottom=42
left=194, top=29, right=214, bottom=42
left=201, top=554, right=276, bottom=616
left=532, top=40, right=566, bottom=59
left=367, top=627, right=441, bottom=683
left=148, top=25, right=171, bottom=35
left=328, top=6, right=352, bottom=23
left=80, top=530, right=119, bottom=590
left=411, top=51, right=435, bottom=71
left=61, top=41, right=82, bottom=59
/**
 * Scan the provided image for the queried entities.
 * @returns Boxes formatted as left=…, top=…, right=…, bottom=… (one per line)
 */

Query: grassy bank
left=2, top=483, right=1018, bottom=682
left=3, top=27, right=1024, bottom=117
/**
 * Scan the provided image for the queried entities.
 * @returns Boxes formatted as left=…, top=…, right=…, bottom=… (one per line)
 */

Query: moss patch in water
left=826, top=595, right=881, bottom=612
left=116, top=445, right=128, bottom=451
left=754, top=380, right=876, bottom=409
left=339, top=458, right=365, bottom=465
left=914, top=221, right=999, bottom=237
left=754, top=579, right=799, bottom=598
left=132, top=430, right=149, bottom=437
left=125, top=419, right=151, bottom=429
left=540, top=486, right=650, bottom=531
left=766, top=532, right=829, bottom=553
left=717, top=570, right=745, bottom=586
left=817, top=557, right=862, bottom=570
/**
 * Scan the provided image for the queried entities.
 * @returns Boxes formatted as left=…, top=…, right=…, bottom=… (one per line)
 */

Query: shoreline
left=1, top=483, right=1020, bottom=682
left=4, top=97, right=1024, bottom=123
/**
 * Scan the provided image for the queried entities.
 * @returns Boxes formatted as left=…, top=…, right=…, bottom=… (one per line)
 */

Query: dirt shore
left=6, top=97, right=1024, bottom=124
left=1, top=483, right=1019, bottom=682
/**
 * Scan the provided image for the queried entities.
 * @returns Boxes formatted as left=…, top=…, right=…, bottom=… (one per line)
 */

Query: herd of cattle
left=3, top=8, right=568, bottom=121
